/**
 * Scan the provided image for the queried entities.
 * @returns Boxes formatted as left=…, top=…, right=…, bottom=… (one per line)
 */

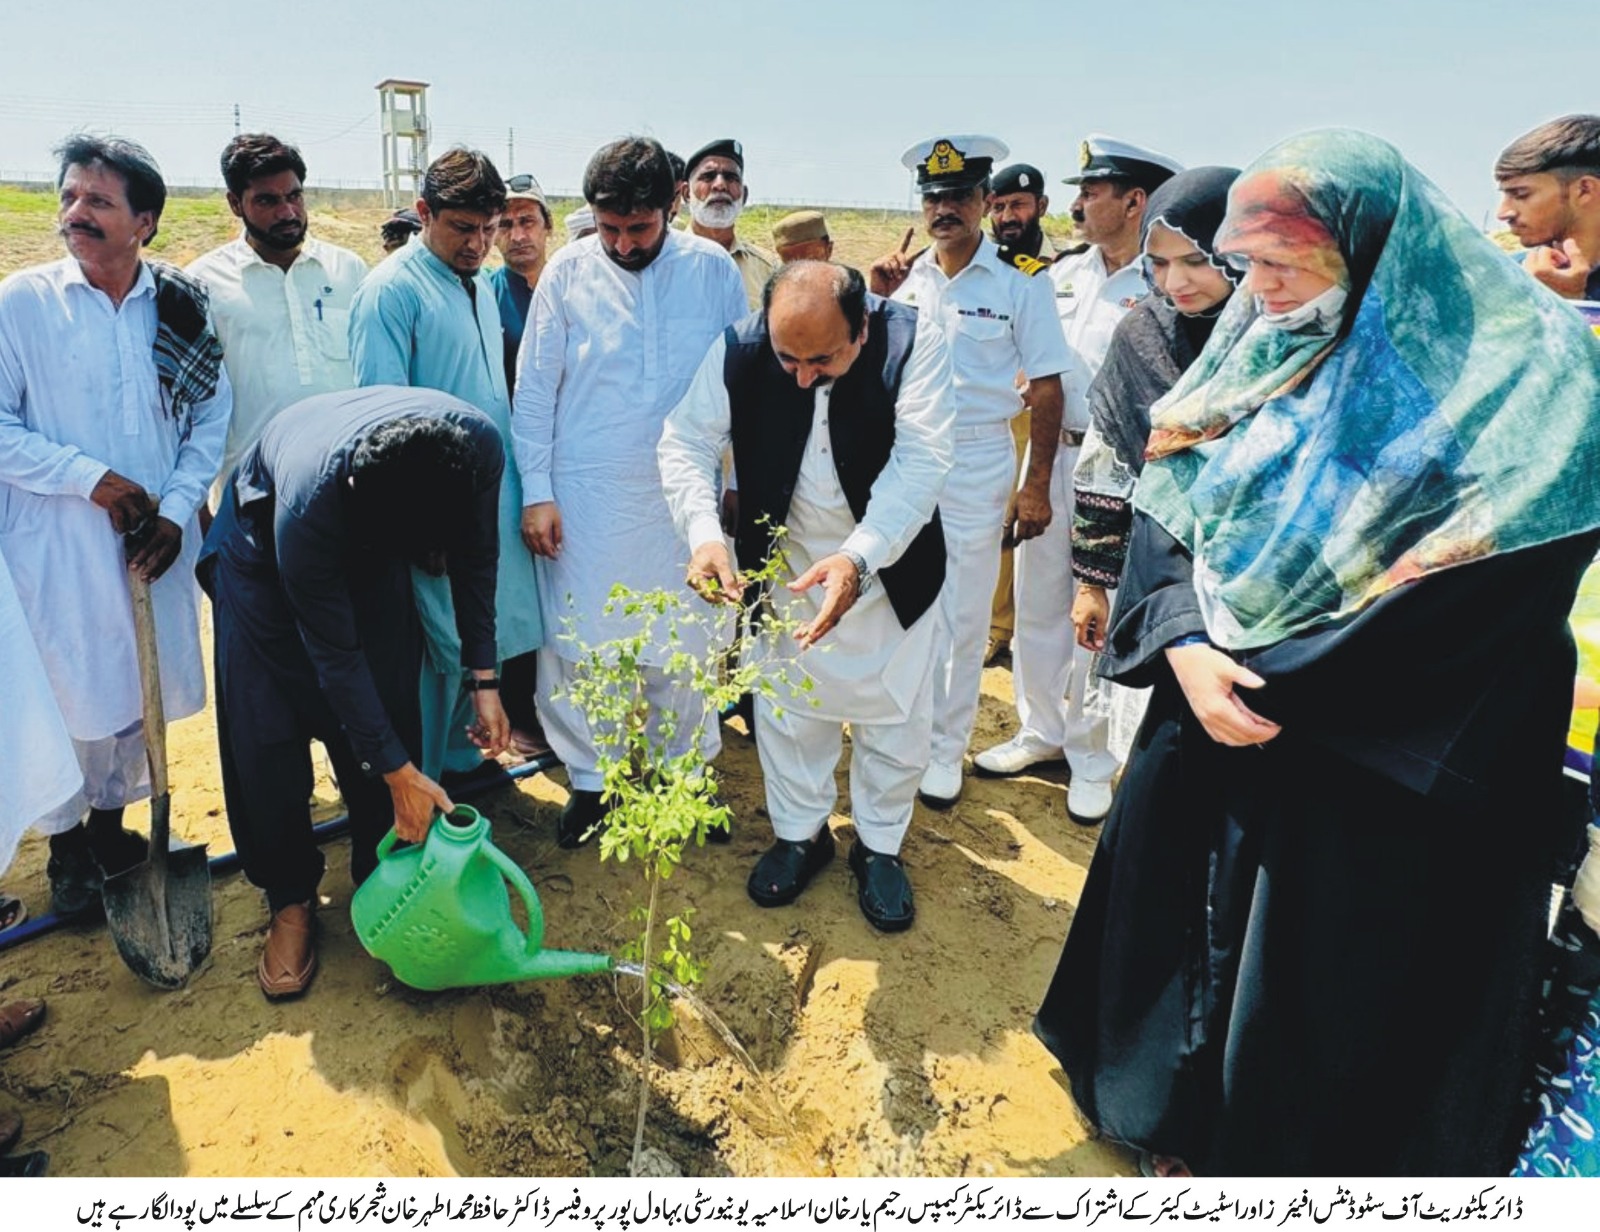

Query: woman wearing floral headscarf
left=1034, top=129, right=1600, bottom=1176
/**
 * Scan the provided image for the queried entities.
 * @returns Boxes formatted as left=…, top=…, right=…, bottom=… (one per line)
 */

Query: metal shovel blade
left=102, top=791, right=212, bottom=989
left=107, top=550, right=213, bottom=990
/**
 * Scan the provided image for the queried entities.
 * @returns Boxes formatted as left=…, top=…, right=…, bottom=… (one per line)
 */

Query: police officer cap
left=686, top=138, right=744, bottom=177
left=380, top=207, right=421, bottom=236
left=991, top=163, right=1047, bottom=197
left=1063, top=134, right=1183, bottom=191
left=901, top=135, right=1009, bottom=193
left=772, top=210, right=830, bottom=246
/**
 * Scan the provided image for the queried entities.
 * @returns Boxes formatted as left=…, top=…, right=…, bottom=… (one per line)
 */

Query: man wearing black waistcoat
left=658, top=262, right=954, bottom=931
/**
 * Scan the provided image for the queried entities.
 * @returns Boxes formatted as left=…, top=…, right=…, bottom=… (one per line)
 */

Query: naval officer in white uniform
left=975, top=133, right=1181, bottom=823
left=868, top=134, right=1071, bottom=808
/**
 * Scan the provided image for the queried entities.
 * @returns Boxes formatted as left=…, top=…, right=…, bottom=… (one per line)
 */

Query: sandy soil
left=0, top=191, right=1130, bottom=1179
left=0, top=641, right=1133, bottom=1179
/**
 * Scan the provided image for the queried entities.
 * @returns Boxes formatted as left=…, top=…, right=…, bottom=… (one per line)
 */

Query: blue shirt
left=350, top=240, right=543, bottom=670
left=489, top=265, right=532, bottom=392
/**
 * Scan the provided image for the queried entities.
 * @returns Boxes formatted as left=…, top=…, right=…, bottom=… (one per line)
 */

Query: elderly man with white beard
left=681, top=138, right=778, bottom=309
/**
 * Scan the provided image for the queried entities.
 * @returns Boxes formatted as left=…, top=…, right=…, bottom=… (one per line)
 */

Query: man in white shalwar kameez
left=0, top=136, right=230, bottom=918
left=0, top=543, right=83, bottom=893
left=513, top=137, right=745, bottom=847
left=659, top=262, right=953, bottom=931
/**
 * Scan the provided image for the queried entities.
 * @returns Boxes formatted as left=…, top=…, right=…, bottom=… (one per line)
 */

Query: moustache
left=932, top=215, right=962, bottom=228
left=60, top=222, right=106, bottom=240
left=1070, top=210, right=1085, bottom=225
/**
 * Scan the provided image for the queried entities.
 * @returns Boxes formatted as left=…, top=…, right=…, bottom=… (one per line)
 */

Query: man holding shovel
left=0, top=134, right=231, bottom=921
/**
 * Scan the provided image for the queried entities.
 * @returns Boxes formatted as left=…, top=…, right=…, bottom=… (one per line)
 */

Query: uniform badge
left=926, top=140, right=967, bottom=179
left=1079, top=141, right=1092, bottom=171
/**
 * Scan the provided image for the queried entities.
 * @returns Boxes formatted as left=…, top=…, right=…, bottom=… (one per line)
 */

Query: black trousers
left=500, top=649, right=539, bottom=733
left=205, top=500, right=423, bottom=912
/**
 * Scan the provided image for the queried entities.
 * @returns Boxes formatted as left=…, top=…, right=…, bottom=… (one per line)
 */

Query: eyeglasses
left=1221, top=252, right=1322, bottom=278
left=506, top=174, right=543, bottom=195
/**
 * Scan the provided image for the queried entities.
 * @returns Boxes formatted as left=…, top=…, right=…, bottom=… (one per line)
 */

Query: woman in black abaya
left=1033, top=129, right=1600, bottom=1177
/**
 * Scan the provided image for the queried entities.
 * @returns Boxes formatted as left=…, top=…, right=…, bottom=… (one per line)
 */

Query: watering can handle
left=481, top=838, right=546, bottom=957
left=374, top=827, right=401, bottom=862
left=373, top=809, right=443, bottom=862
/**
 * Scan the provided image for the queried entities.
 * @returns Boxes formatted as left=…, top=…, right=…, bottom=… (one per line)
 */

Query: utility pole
left=507, top=127, right=515, bottom=176
left=233, top=103, right=241, bottom=136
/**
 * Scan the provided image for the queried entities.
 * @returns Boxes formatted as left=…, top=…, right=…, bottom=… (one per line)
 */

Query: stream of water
left=612, top=960, right=797, bottom=1140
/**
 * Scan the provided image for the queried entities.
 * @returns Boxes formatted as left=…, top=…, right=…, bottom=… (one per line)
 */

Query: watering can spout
left=520, top=949, right=615, bottom=981
left=351, top=805, right=614, bottom=991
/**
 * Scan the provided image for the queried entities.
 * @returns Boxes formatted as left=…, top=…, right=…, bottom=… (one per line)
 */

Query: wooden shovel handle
left=127, top=571, right=169, bottom=803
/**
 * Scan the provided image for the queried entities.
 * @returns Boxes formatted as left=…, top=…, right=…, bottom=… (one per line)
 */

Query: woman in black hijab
left=1069, top=167, right=1241, bottom=653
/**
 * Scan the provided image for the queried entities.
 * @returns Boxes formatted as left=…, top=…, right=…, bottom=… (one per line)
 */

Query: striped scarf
left=149, top=261, right=223, bottom=441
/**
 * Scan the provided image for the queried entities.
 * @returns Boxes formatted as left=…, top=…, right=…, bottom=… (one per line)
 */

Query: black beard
left=997, top=219, right=1045, bottom=256
left=244, top=217, right=305, bottom=252
left=604, top=229, right=668, bottom=272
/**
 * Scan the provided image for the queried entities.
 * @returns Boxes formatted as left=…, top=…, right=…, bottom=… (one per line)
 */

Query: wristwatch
left=839, top=548, right=874, bottom=595
left=462, top=675, right=501, bottom=692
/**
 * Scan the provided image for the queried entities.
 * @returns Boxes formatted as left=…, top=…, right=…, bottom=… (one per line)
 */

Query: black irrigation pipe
left=0, top=753, right=562, bottom=956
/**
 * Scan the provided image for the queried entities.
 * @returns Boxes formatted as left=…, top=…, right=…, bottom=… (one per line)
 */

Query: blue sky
left=1, top=0, right=1593, bottom=226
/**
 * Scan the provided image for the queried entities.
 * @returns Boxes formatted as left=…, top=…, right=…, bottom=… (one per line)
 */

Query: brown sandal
left=0, top=999, right=46, bottom=1051
left=257, top=903, right=317, bottom=1000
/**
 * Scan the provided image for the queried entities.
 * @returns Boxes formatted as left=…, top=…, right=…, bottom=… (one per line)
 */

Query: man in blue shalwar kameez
left=351, top=147, right=543, bottom=783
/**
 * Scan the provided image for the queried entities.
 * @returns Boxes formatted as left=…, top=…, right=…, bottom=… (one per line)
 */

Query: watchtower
left=376, top=79, right=430, bottom=208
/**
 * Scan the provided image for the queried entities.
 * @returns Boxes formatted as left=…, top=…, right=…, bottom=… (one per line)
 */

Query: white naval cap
left=900, top=134, right=1010, bottom=191
left=1063, top=133, right=1183, bottom=190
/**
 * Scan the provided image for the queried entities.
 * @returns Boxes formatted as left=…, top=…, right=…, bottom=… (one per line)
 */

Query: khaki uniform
left=728, top=236, right=779, bottom=309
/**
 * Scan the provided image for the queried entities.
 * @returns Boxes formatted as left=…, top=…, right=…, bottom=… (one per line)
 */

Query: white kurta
left=513, top=230, right=746, bottom=665
left=0, top=260, right=230, bottom=758
left=185, top=235, right=367, bottom=485
left=659, top=318, right=954, bottom=850
left=0, top=543, right=83, bottom=872
left=659, top=324, right=954, bottom=719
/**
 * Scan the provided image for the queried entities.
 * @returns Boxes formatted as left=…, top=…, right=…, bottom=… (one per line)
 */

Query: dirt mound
left=0, top=662, right=1133, bottom=1178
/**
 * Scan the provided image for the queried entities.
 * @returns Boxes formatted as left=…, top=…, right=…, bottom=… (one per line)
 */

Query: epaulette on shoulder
left=1007, top=251, right=1050, bottom=277
left=1058, top=241, right=1091, bottom=257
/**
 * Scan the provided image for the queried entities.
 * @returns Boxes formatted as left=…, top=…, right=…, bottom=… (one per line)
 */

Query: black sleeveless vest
left=722, top=296, right=945, bottom=630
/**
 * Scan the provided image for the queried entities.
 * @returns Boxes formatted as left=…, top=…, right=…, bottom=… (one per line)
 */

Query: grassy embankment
left=0, top=184, right=1089, bottom=275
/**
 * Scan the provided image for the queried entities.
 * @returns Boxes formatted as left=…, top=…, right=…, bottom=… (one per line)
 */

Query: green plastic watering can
left=351, top=805, right=613, bottom=990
